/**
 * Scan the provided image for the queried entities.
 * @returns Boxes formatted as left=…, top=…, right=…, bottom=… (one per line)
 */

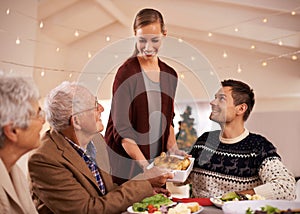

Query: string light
left=87, top=51, right=92, bottom=58
left=1, top=4, right=299, bottom=79
left=180, top=73, right=185, bottom=79
left=191, top=56, right=195, bottom=61
left=41, top=69, right=45, bottom=77
left=69, top=73, right=73, bottom=78
left=291, top=55, right=298, bottom=60
left=74, top=30, right=79, bottom=37
left=237, top=64, right=242, bottom=73
left=15, top=37, right=20, bottom=45
left=178, top=38, right=183, bottom=43
left=262, top=61, right=267, bottom=67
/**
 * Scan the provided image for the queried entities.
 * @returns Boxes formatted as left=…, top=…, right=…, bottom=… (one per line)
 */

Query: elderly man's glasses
left=69, top=97, right=100, bottom=124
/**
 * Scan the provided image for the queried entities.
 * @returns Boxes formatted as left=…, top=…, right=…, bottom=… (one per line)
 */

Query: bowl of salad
left=222, top=200, right=300, bottom=214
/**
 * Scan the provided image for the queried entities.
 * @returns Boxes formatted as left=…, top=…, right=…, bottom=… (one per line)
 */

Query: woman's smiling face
left=135, top=22, right=164, bottom=60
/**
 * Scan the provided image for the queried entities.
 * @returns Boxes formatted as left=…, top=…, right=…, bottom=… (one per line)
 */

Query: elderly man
left=28, top=81, right=173, bottom=214
left=0, top=76, right=44, bottom=214
left=188, top=79, right=295, bottom=200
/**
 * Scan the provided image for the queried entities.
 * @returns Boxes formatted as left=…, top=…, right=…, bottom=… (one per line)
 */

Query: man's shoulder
left=247, top=132, right=271, bottom=144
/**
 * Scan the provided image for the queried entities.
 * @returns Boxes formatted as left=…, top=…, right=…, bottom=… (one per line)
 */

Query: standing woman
left=105, top=8, right=183, bottom=184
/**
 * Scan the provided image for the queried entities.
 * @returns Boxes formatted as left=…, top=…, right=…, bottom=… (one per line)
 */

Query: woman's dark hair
left=132, top=8, right=166, bottom=57
left=221, top=79, right=255, bottom=121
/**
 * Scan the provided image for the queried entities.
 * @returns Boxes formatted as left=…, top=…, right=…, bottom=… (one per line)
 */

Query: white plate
left=127, top=206, right=148, bottom=214
left=127, top=202, right=177, bottom=213
left=127, top=203, right=204, bottom=214
left=191, top=205, right=204, bottom=214
left=147, top=155, right=195, bottom=183
left=210, top=197, right=224, bottom=208
left=222, top=200, right=300, bottom=214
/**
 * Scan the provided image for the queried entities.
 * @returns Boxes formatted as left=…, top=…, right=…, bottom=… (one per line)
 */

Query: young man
left=188, top=79, right=295, bottom=200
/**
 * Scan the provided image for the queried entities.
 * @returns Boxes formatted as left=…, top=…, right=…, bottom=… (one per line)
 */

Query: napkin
left=172, top=197, right=213, bottom=206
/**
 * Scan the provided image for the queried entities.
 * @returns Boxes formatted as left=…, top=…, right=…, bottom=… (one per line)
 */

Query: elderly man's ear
left=70, top=116, right=82, bottom=130
left=3, top=124, right=18, bottom=143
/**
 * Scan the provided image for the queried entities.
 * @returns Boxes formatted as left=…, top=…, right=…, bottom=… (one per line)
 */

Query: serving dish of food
left=127, top=194, right=203, bottom=214
left=148, top=152, right=195, bottom=182
left=222, top=200, right=300, bottom=214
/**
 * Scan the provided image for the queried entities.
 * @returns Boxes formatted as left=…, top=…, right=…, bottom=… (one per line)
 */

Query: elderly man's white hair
left=0, top=76, right=39, bottom=147
left=44, top=81, right=94, bottom=131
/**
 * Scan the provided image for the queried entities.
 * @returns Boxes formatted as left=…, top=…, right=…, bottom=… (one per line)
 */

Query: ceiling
left=36, top=0, right=300, bottom=100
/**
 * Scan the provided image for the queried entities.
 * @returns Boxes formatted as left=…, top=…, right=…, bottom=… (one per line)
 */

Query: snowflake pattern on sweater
left=188, top=130, right=296, bottom=200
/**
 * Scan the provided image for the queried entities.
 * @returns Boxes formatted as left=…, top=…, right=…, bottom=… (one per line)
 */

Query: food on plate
left=184, top=202, right=200, bottom=213
left=221, top=191, right=265, bottom=202
left=154, top=152, right=191, bottom=170
left=167, top=202, right=200, bottom=214
left=246, top=205, right=300, bottom=214
left=132, top=194, right=173, bottom=212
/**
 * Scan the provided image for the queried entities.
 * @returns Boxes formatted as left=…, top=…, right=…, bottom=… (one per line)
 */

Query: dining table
left=122, top=205, right=223, bottom=214
left=122, top=200, right=224, bottom=214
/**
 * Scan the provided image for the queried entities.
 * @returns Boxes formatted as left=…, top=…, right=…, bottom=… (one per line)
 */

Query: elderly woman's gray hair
left=0, top=76, right=39, bottom=147
left=44, top=81, right=94, bottom=131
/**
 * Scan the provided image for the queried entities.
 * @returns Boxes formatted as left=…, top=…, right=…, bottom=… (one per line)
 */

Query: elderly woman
left=28, top=81, right=173, bottom=214
left=0, top=76, right=44, bottom=214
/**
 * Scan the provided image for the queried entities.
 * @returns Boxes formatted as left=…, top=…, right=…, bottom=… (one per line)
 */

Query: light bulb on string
left=180, top=73, right=185, bottom=79
left=234, top=27, right=239, bottom=32
left=223, top=51, right=228, bottom=58
left=69, top=73, right=73, bottom=78
left=56, top=47, right=60, bottom=52
left=106, top=36, right=110, bottom=42
left=87, top=51, right=92, bottom=58
left=178, top=38, right=183, bottom=43
left=15, top=37, right=21, bottom=45
left=250, top=44, right=256, bottom=50
left=208, top=32, right=212, bottom=37
left=291, top=55, right=298, bottom=60
left=39, top=21, right=44, bottom=28
left=262, top=61, right=267, bottom=66
left=6, top=8, right=10, bottom=15
left=237, top=64, right=242, bottom=73
left=291, top=11, right=296, bottom=16
left=74, top=30, right=79, bottom=37
left=41, top=69, right=45, bottom=77
left=278, top=40, right=283, bottom=46
left=262, top=18, right=268, bottom=23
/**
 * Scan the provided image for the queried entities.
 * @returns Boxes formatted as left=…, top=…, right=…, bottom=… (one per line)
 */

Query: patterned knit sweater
left=187, top=130, right=296, bottom=200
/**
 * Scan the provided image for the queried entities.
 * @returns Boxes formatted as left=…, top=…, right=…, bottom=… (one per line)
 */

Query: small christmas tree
left=176, top=106, right=198, bottom=152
